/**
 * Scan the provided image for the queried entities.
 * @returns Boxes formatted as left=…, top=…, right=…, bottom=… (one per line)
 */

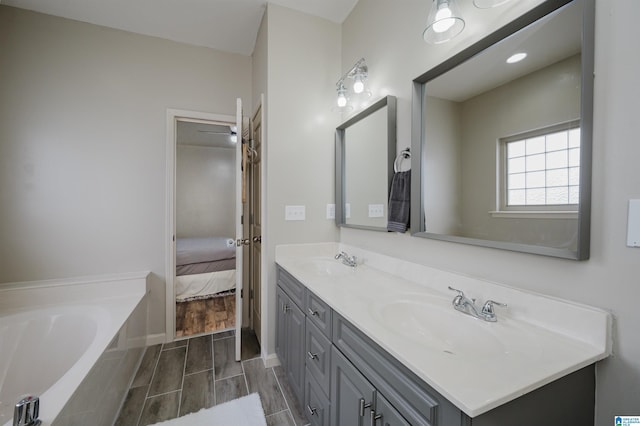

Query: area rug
left=150, top=393, right=267, bottom=426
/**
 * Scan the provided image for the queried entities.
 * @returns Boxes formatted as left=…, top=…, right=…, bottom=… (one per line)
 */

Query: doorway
left=174, top=118, right=237, bottom=337
left=165, top=104, right=265, bottom=360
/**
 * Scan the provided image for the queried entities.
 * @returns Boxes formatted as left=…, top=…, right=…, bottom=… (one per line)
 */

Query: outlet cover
left=368, top=204, right=384, bottom=218
left=285, top=205, right=306, bottom=221
left=326, top=204, right=335, bottom=219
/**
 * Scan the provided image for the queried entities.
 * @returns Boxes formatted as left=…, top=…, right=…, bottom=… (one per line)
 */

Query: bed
left=176, top=237, right=237, bottom=302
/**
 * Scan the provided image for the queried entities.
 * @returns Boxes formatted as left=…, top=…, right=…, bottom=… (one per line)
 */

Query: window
left=500, top=121, right=580, bottom=212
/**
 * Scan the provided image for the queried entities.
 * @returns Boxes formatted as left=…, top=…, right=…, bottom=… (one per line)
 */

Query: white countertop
left=275, top=243, right=611, bottom=417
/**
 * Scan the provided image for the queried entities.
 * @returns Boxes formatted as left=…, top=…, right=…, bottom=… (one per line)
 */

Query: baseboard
left=145, top=333, right=166, bottom=346
left=263, top=352, right=281, bottom=368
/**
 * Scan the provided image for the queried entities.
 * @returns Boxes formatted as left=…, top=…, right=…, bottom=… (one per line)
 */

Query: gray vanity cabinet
left=332, top=346, right=409, bottom=426
left=275, top=285, right=306, bottom=406
left=276, top=264, right=597, bottom=426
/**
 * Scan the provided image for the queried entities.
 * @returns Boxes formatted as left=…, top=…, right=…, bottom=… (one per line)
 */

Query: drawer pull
left=308, top=308, right=319, bottom=316
left=359, top=398, right=372, bottom=417
left=307, top=405, right=318, bottom=416
left=307, top=351, right=319, bottom=360
left=371, top=410, right=382, bottom=426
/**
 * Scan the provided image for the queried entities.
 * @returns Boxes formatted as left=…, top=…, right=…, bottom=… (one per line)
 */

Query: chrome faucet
left=14, top=395, right=41, bottom=426
left=448, top=286, right=507, bottom=322
left=335, top=251, right=357, bottom=267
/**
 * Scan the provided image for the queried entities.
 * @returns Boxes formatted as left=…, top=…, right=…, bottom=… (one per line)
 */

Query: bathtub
left=0, top=272, right=149, bottom=426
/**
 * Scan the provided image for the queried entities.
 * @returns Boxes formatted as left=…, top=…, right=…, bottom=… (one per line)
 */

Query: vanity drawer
left=333, top=313, right=460, bottom=426
left=305, top=368, right=331, bottom=426
left=305, top=290, right=332, bottom=339
left=305, top=318, right=332, bottom=397
left=277, top=265, right=305, bottom=309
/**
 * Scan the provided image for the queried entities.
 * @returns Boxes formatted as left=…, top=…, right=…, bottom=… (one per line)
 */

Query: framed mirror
left=411, top=0, right=594, bottom=259
left=336, top=95, right=397, bottom=231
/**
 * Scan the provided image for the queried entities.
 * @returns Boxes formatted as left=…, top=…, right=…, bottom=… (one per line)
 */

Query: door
left=234, top=98, right=244, bottom=361
left=249, top=97, right=263, bottom=343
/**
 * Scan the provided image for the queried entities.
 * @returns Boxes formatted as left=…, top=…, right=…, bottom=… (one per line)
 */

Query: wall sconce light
left=334, top=58, right=370, bottom=112
left=423, top=0, right=465, bottom=44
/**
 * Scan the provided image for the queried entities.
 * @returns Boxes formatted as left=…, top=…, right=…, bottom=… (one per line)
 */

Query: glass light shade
left=423, top=0, right=465, bottom=44
left=353, top=78, right=364, bottom=94
left=473, top=0, right=513, bottom=8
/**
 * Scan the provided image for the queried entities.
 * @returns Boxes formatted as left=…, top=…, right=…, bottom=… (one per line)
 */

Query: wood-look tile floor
left=175, top=294, right=235, bottom=338
left=115, top=329, right=310, bottom=426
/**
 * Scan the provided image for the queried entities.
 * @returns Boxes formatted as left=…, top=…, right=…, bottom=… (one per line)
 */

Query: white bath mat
left=150, top=393, right=267, bottom=426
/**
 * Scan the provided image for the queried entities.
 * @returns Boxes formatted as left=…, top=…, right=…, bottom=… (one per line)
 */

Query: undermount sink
left=372, top=298, right=514, bottom=359
left=291, top=258, right=354, bottom=277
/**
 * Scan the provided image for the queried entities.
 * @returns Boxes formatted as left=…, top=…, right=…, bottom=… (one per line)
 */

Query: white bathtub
left=0, top=272, right=149, bottom=426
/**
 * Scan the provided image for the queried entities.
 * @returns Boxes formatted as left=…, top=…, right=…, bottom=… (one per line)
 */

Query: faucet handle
left=481, top=300, right=507, bottom=315
left=448, top=286, right=464, bottom=296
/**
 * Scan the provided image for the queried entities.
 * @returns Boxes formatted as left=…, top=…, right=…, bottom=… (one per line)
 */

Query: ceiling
left=2, top=0, right=358, bottom=56
left=426, top=0, right=581, bottom=102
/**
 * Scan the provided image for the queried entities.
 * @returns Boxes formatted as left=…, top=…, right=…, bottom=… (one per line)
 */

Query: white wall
left=263, top=4, right=341, bottom=355
left=176, top=145, right=235, bottom=238
left=340, top=0, right=640, bottom=423
left=0, top=6, right=251, bottom=335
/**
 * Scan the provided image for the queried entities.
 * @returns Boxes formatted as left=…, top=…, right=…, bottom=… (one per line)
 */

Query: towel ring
left=393, top=148, right=411, bottom=173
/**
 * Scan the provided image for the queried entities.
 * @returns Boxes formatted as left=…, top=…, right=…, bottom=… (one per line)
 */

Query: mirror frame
left=336, top=95, right=397, bottom=231
left=410, top=0, right=594, bottom=260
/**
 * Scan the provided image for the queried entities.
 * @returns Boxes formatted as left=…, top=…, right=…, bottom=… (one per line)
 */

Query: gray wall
left=0, top=6, right=251, bottom=334
left=262, top=4, right=341, bottom=356
left=176, top=145, right=236, bottom=238
left=340, top=0, right=640, bottom=424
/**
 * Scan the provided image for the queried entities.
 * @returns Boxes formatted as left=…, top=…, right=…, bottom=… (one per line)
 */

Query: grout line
left=214, top=372, right=245, bottom=382
left=240, top=359, right=251, bottom=397
left=212, top=334, right=217, bottom=405
left=136, top=347, right=163, bottom=426
left=184, top=367, right=214, bottom=377
left=144, top=389, right=181, bottom=399
left=272, top=367, right=295, bottom=422
left=176, top=338, right=189, bottom=417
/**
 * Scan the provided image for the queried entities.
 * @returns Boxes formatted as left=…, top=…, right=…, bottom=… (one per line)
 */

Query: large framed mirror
left=336, top=95, right=397, bottom=231
left=411, top=0, right=594, bottom=260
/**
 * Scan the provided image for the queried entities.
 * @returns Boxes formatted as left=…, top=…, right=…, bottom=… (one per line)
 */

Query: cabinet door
left=286, top=298, right=306, bottom=406
left=275, top=287, right=288, bottom=368
left=374, top=392, right=411, bottom=426
left=331, top=347, right=376, bottom=426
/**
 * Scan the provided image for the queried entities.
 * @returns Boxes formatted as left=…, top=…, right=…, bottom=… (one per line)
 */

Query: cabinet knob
left=283, top=304, right=290, bottom=314
left=307, top=308, right=319, bottom=316
left=307, top=351, right=318, bottom=361
left=307, top=405, right=318, bottom=416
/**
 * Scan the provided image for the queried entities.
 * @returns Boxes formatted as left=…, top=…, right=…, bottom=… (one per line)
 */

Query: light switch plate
left=368, top=204, right=384, bottom=218
left=285, top=205, right=305, bottom=221
left=627, top=199, right=640, bottom=247
left=345, top=203, right=351, bottom=219
left=326, top=204, right=335, bottom=219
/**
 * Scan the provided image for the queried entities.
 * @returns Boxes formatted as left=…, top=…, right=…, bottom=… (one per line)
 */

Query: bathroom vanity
left=275, top=243, right=610, bottom=426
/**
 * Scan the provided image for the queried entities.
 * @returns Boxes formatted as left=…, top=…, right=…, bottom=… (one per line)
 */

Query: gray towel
left=387, top=171, right=411, bottom=232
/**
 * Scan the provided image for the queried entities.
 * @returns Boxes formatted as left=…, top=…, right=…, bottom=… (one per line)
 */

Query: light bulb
left=506, top=52, right=527, bottom=64
left=230, top=134, right=237, bottom=143
left=353, top=77, right=364, bottom=94
left=433, top=4, right=455, bottom=33
left=337, top=93, right=347, bottom=107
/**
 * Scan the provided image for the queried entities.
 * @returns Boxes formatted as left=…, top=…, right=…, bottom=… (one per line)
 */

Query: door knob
left=252, top=236, right=262, bottom=243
